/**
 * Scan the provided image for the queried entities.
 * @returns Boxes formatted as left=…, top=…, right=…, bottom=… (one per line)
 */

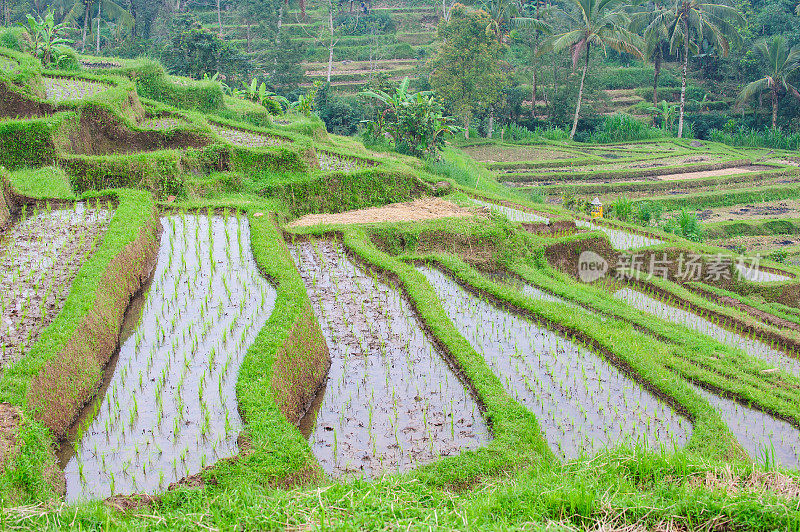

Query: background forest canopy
left=3, top=0, right=800, bottom=147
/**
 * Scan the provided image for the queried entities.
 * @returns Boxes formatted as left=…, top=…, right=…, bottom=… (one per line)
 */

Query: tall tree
left=482, top=0, right=518, bottom=43
left=737, top=36, right=800, bottom=129
left=238, top=0, right=279, bottom=53
left=547, top=0, right=643, bottom=139
left=429, top=4, right=508, bottom=138
left=630, top=0, right=670, bottom=107
left=65, top=0, right=132, bottom=52
left=662, top=0, right=743, bottom=137
left=511, top=2, right=553, bottom=119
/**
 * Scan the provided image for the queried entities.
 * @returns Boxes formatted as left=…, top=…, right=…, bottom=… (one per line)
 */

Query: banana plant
left=240, top=78, right=290, bottom=114
left=202, top=72, right=232, bottom=96
left=360, top=77, right=459, bottom=156
left=646, top=100, right=678, bottom=131
left=19, top=8, right=71, bottom=65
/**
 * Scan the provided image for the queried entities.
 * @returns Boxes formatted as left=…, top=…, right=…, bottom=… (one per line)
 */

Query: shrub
left=0, top=27, right=29, bottom=52
left=389, top=42, right=415, bottom=59
left=663, top=210, right=703, bottom=241
left=51, top=45, right=80, bottom=71
left=708, top=126, right=800, bottom=150
left=361, top=78, right=458, bottom=157
left=636, top=201, right=663, bottom=225
left=500, top=123, right=568, bottom=142
left=595, top=67, right=680, bottom=90
left=612, top=195, right=633, bottom=221
left=315, top=87, right=369, bottom=136
left=588, top=114, right=665, bottom=143
left=769, top=249, right=788, bottom=263
left=335, top=13, right=396, bottom=35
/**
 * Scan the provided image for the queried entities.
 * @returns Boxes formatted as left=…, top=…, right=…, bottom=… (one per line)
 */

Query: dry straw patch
left=686, top=465, right=800, bottom=499
left=288, top=197, right=474, bottom=227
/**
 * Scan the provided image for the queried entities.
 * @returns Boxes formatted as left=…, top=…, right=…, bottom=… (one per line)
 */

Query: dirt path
left=288, top=198, right=475, bottom=227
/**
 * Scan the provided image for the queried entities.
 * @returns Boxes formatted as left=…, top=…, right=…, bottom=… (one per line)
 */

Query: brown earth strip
left=656, top=166, right=770, bottom=182
left=288, top=198, right=475, bottom=227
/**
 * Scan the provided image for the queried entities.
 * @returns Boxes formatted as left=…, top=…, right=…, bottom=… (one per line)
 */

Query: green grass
left=5, top=166, right=74, bottom=199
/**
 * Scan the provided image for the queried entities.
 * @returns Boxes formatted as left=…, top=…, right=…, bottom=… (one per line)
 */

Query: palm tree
left=512, top=3, right=554, bottom=119
left=630, top=0, right=670, bottom=107
left=663, top=0, right=743, bottom=137
left=737, top=36, right=800, bottom=130
left=482, top=0, right=519, bottom=43
left=65, top=0, right=133, bottom=53
left=547, top=0, right=643, bottom=139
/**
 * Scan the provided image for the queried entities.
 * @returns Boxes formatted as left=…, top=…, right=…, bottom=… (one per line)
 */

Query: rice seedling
left=290, top=240, right=490, bottom=478
left=614, top=288, right=800, bottom=377
left=418, top=266, right=692, bottom=459
left=62, top=214, right=277, bottom=502
left=574, top=219, right=662, bottom=250
left=690, top=384, right=799, bottom=469
left=41, top=76, right=111, bottom=103
left=0, top=202, right=113, bottom=369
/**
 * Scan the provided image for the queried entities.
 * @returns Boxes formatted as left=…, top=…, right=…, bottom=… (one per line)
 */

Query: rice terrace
left=4, top=0, right=800, bottom=529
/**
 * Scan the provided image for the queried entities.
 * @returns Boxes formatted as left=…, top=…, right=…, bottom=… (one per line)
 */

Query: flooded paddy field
left=418, top=266, right=692, bottom=459
left=290, top=240, right=490, bottom=478
left=0, top=202, right=113, bottom=369
left=470, top=199, right=549, bottom=223
left=62, top=212, right=276, bottom=502
left=691, top=384, right=800, bottom=469
left=574, top=220, right=662, bottom=250
left=613, top=288, right=800, bottom=377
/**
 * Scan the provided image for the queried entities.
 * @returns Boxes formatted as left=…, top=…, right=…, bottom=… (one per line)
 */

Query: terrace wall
left=21, top=192, right=160, bottom=439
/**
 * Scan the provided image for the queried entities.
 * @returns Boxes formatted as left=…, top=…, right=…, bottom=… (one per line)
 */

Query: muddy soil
left=613, top=288, right=800, bottom=377
left=62, top=214, right=277, bottom=502
left=502, top=155, right=725, bottom=177
left=209, top=123, right=287, bottom=148
left=0, top=203, right=113, bottom=370
left=289, top=198, right=474, bottom=228
left=711, top=235, right=800, bottom=254
left=462, top=145, right=577, bottom=163
left=560, top=176, right=800, bottom=204
left=696, top=200, right=800, bottom=223
left=691, top=384, right=799, bottom=469
left=419, top=266, right=691, bottom=459
left=291, top=241, right=490, bottom=478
